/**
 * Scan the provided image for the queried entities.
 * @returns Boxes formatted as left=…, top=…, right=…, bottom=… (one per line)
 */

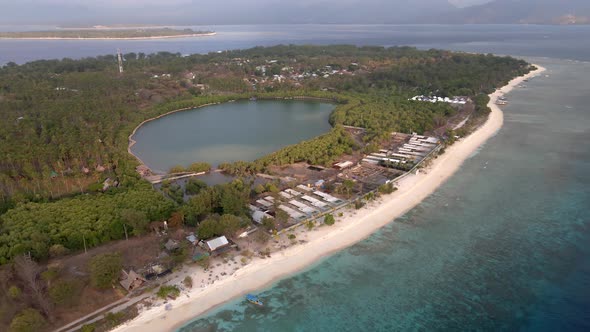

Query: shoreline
left=128, top=96, right=335, bottom=174
left=114, top=65, right=546, bottom=332
left=128, top=102, right=222, bottom=174
left=0, top=32, right=216, bottom=40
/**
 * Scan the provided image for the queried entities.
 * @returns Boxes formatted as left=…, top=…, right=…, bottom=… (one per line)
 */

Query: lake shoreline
left=113, top=65, right=545, bottom=332
left=128, top=102, right=222, bottom=174
left=128, top=96, right=335, bottom=175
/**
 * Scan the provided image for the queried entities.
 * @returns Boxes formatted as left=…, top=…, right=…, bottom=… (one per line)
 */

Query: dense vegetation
left=0, top=45, right=531, bottom=259
left=0, top=183, right=175, bottom=262
left=0, top=45, right=531, bottom=330
left=181, top=179, right=251, bottom=227
left=0, top=28, right=212, bottom=39
left=0, top=45, right=530, bottom=204
left=219, top=125, right=356, bottom=175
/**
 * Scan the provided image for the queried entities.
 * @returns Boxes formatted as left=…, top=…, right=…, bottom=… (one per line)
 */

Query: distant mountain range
left=144, top=0, right=590, bottom=25
left=1, top=0, right=589, bottom=26
left=164, top=0, right=458, bottom=25
left=434, top=0, right=590, bottom=24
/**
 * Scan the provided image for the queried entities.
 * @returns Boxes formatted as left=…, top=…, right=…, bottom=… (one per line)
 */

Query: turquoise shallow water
left=179, top=58, right=590, bottom=331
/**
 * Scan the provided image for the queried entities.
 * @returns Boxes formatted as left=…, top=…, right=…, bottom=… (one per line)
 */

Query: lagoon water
left=130, top=100, right=333, bottom=173
left=3, top=25, right=589, bottom=331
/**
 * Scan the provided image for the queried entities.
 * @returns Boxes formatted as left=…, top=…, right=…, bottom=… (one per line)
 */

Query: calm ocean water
left=2, top=25, right=590, bottom=64
left=2, top=25, right=588, bottom=331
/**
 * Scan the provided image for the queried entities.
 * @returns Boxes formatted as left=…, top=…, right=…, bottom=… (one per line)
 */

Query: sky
left=0, top=0, right=495, bottom=25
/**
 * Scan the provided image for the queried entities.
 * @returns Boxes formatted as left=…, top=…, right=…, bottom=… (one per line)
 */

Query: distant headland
left=0, top=28, right=216, bottom=40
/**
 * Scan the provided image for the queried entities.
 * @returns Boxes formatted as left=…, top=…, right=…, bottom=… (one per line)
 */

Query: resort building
left=205, top=236, right=230, bottom=252
left=119, top=269, right=146, bottom=292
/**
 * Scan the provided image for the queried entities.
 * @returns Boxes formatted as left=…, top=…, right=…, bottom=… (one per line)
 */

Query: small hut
left=204, top=236, right=230, bottom=252
left=119, top=269, right=146, bottom=292
left=164, top=239, right=180, bottom=252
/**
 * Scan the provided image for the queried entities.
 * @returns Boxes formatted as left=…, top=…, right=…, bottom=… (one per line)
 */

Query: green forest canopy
left=0, top=45, right=529, bottom=203
left=0, top=45, right=531, bottom=263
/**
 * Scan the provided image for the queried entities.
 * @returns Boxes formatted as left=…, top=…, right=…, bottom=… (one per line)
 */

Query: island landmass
left=0, top=45, right=540, bottom=332
left=117, top=64, right=547, bottom=332
left=0, top=28, right=215, bottom=40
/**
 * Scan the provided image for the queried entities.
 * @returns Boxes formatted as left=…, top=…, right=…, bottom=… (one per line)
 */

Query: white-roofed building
left=205, top=236, right=229, bottom=252
left=313, top=191, right=343, bottom=204
left=256, top=199, right=273, bottom=208
left=278, top=205, right=306, bottom=220
left=301, top=195, right=328, bottom=209
left=334, top=161, right=354, bottom=169
left=252, top=210, right=273, bottom=224
left=296, top=184, right=312, bottom=192
left=285, top=189, right=301, bottom=197
left=289, top=200, right=317, bottom=214
left=279, top=191, right=293, bottom=199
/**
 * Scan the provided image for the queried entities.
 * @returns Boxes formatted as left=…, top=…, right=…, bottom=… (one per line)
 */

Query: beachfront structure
left=366, top=155, right=386, bottom=162
left=360, top=134, right=438, bottom=170
left=334, top=161, right=354, bottom=169
left=278, top=205, right=306, bottom=221
left=404, top=144, right=431, bottom=152
left=296, top=184, right=312, bottom=192
left=256, top=199, right=273, bottom=208
left=289, top=200, right=318, bottom=214
left=409, top=142, right=437, bottom=148
left=402, top=150, right=427, bottom=157
left=410, top=95, right=467, bottom=104
left=362, top=158, right=379, bottom=164
left=412, top=135, right=439, bottom=144
left=313, top=191, right=343, bottom=204
left=279, top=191, right=294, bottom=200
left=119, top=269, right=146, bottom=292
left=185, top=234, right=198, bottom=246
left=382, top=158, right=403, bottom=164
left=252, top=210, right=273, bottom=224
left=285, top=188, right=302, bottom=197
left=406, top=151, right=425, bottom=157
left=390, top=152, right=414, bottom=159
left=205, top=236, right=230, bottom=252
left=422, top=137, right=439, bottom=144
left=164, top=239, right=180, bottom=252
left=409, top=138, right=436, bottom=144
left=301, top=195, right=329, bottom=209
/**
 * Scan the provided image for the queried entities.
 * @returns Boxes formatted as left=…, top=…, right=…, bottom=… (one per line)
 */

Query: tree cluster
left=0, top=183, right=174, bottom=262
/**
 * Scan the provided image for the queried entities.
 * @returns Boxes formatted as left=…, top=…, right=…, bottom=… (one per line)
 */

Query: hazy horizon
left=1, top=0, right=493, bottom=25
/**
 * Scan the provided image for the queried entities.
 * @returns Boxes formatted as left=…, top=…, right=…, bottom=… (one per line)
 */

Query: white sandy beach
left=114, top=65, right=546, bottom=332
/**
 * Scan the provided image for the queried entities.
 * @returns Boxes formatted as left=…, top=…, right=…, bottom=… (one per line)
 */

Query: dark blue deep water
left=3, top=25, right=588, bottom=331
